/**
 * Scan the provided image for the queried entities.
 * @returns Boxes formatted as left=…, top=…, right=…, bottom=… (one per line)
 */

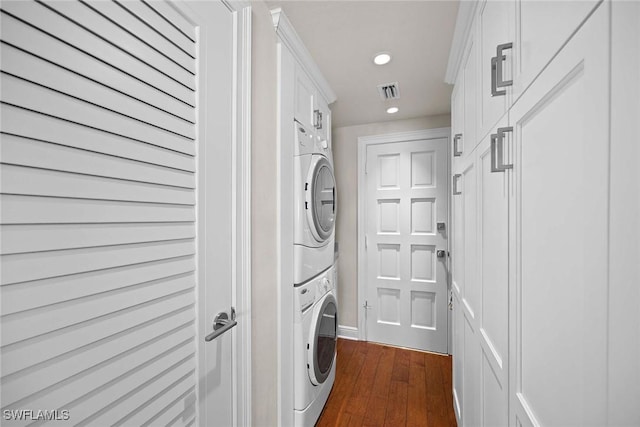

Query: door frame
left=185, top=0, right=252, bottom=425
left=356, top=128, right=452, bottom=352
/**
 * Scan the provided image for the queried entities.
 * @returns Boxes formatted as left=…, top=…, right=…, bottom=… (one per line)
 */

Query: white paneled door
left=363, top=134, right=449, bottom=353
left=0, top=1, right=245, bottom=426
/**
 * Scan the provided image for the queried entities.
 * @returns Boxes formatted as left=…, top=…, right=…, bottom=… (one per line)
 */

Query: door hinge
left=449, top=292, right=453, bottom=310
left=365, top=235, right=368, bottom=250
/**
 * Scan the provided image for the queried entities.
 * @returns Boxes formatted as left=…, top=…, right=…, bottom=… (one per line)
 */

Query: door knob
left=437, top=250, right=446, bottom=258
left=205, top=307, right=237, bottom=342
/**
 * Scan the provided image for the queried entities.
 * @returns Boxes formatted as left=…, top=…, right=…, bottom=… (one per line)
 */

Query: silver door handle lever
left=205, top=308, right=237, bottom=342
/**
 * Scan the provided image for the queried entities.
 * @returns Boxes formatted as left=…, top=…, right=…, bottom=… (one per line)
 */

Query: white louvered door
left=0, top=1, right=236, bottom=426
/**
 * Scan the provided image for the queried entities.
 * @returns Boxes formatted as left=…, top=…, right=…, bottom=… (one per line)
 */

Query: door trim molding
left=231, top=4, right=252, bottom=427
left=356, top=127, right=451, bottom=342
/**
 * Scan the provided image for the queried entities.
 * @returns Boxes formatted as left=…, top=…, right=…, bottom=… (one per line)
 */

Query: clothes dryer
left=293, top=121, right=336, bottom=284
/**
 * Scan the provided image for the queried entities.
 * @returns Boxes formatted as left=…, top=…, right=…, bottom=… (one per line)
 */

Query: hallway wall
left=251, top=2, right=278, bottom=426
left=332, top=115, right=451, bottom=329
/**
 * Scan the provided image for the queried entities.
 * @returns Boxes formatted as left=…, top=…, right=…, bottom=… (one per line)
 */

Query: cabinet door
left=512, top=0, right=600, bottom=99
left=455, top=148, right=481, bottom=427
left=461, top=32, right=478, bottom=158
left=294, top=66, right=314, bottom=130
left=451, top=70, right=464, bottom=172
left=476, top=0, right=514, bottom=141
left=476, top=119, right=510, bottom=427
left=509, top=4, right=609, bottom=426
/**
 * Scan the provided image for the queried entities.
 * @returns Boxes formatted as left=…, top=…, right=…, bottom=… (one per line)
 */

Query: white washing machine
left=294, top=264, right=338, bottom=426
left=293, top=120, right=336, bottom=285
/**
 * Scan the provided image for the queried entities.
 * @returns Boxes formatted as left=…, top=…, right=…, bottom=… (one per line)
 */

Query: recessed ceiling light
left=386, top=107, right=399, bottom=114
left=373, top=52, right=392, bottom=65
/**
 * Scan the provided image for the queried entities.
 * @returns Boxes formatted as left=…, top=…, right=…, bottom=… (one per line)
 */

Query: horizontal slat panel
left=0, top=135, right=195, bottom=191
left=1, top=164, right=194, bottom=205
left=0, top=195, right=195, bottom=224
left=41, top=0, right=195, bottom=91
left=1, top=256, right=194, bottom=314
left=2, top=324, right=194, bottom=410
left=82, top=0, right=195, bottom=74
left=169, top=410, right=196, bottom=427
left=116, top=0, right=195, bottom=59
left=0, top=1, right=195, bottom=106
left=0, top=222, right=195, bottom=255
left=97, top=369, right=194, bottom=427
left=69, top=350, right=194, bottom=427
left=1, top=239, right=195, bottom=285
left=0, top=13, right=194, bottom=122
left=0, top=44, right=195, bottom=139
left=141, top=0, right=196, bottom=43
left=1, top=105, right=195, bottom=172
left=1, top=74, right=195, bottom=155
left=1, top=273, right=194, bottom=344
left=1, top=309, right=194, bottom=398
left=1, top=293, right=194, bottom=376
left=139, top=382, right=194, bottom=427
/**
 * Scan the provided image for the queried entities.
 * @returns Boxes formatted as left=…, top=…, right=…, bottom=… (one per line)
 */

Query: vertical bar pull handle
left=491, top=56, right=505, bottom=97
left=453, top=174, right=462, bottom=195
left=490, top=133, right=500, bottom=172
left=496, top=43, right=513, bottom=88
left=497, top=126, right=513, bottom=170
left=491, top=127, right=514, bottom=173
left=453, top=134, right=463, bottom=157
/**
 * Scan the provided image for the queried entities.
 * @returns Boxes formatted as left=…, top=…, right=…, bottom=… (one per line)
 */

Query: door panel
left=0, top=1, right=236, bottom=426
left=509, top=4, right=609, bottom=426
left=365, top=137, right=449, bottom=353
left=477, top=0, right=513, bottom=140
left=513, top=0, right=600, bottom=98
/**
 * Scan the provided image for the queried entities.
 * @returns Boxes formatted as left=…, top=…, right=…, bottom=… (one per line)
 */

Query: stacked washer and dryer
left=293, top=119, right=338, bottom=426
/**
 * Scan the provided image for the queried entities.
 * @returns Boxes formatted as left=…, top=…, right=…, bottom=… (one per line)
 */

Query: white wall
left=250, top=2, right=278, bottom=425
left=333, top=115, right=451, bottom=328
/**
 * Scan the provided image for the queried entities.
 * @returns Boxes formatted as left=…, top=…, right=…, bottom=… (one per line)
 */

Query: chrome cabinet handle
left=453, top=174, right=462, bottom=195
left=490, top=127, right=514, bottom=173
left=313, top=110, right=323, bottom=130
left=453, top=134, right=463, bottom=157
left=205, top=308, right=237, bottom=342
left=491, top=56, right=505, bottom=97
left=496, top=43, right=513, bottom=88
left=491, top=133, right=501, bottom=172
left=490, top=42, right=512, bottom=97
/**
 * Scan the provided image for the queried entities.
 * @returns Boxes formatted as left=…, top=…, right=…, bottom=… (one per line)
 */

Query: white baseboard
left=337, top=325, right=359, bottom=340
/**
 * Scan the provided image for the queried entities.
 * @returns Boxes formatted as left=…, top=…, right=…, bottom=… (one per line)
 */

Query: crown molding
left=271, top=8, right=337, bottom=104
left=444, top=1, right=478, bottom=84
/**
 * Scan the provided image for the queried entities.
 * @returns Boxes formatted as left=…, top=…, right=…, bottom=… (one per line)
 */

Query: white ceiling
left=265, top=0, right=460, bottom=128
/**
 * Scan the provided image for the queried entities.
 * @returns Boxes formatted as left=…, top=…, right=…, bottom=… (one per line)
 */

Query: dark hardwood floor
left=316, top=339, right=457, bottom=427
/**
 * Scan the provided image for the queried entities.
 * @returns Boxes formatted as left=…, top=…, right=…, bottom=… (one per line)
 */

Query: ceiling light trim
left=373, top=52, right=392, bottom=65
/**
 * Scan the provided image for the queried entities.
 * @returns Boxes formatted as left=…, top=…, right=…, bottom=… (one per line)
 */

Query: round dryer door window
left=309, top=294, right=337, bottom=385
left=307, top=155, right=336, bottom=242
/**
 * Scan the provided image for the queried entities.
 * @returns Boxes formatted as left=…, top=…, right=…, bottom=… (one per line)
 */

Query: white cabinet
left=509, top=5, right=609, bottom=425
left=294, top=64, right=332, bottom=148
left=294, top=66, right=315, bottom=131
left=476, top=0, right=513, bottom=140
left=449, top=2, right=624, bottom=426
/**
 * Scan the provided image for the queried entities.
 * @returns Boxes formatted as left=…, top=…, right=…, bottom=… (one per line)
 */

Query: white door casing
left=358, top=129, right=450, bottom=354
left=0, top=0, right=251, bottom=425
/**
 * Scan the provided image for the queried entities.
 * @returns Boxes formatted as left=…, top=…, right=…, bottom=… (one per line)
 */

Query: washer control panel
left=297, top=284, right=315, bottom=313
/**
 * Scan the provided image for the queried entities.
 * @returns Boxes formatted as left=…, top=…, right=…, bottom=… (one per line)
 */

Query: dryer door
left=308, top=292, right=337, bottom=385
left=306, top=155, right=336, bottom=242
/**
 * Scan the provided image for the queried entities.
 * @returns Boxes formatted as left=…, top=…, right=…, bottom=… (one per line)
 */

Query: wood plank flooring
left=316, top=339, right=457, bottom=427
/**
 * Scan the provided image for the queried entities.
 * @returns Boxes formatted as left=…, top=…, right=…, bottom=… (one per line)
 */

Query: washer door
left=308, top=292, right=337, bottom=385
left=306, top=155, right=336, bottom=242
